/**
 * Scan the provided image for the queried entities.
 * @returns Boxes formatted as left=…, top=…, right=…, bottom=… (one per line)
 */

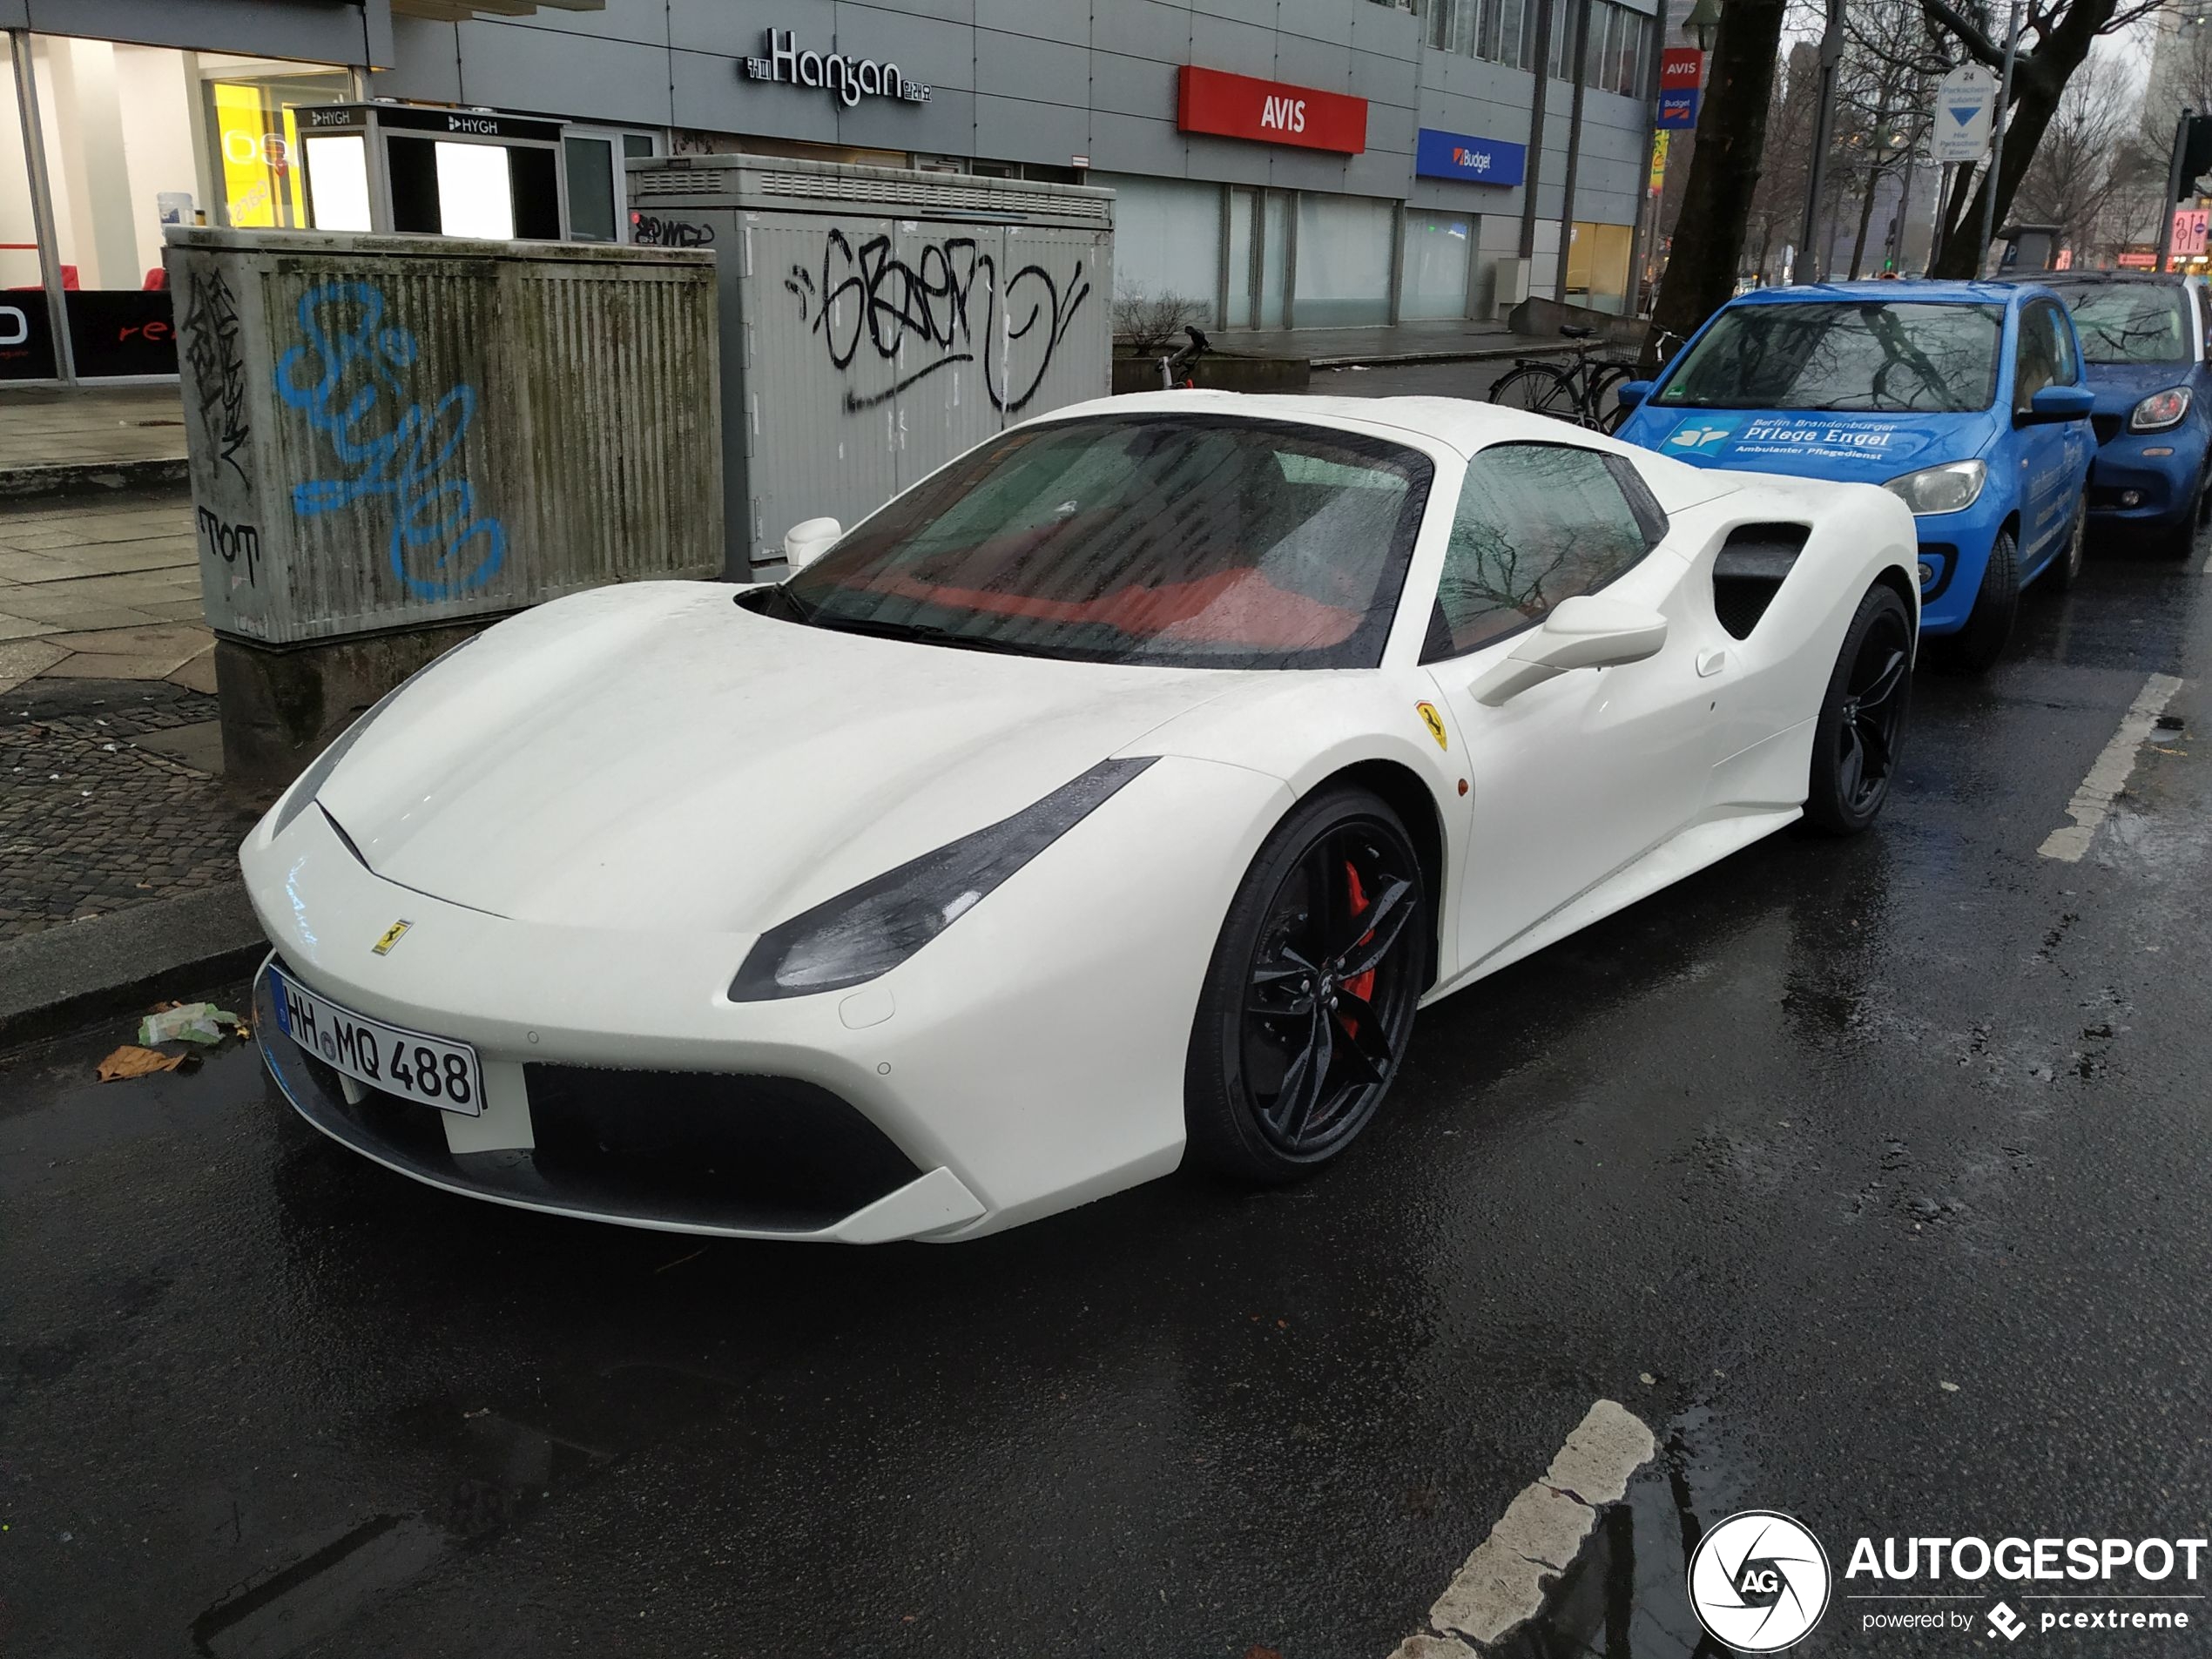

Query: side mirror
left=783, top=516, right=841, bottom=570
left=1615, top=380, right=1653, bottom=413
left=2019, top=384, right=2094, bottom=425
left=1470, top=594, right=1670, bottom=707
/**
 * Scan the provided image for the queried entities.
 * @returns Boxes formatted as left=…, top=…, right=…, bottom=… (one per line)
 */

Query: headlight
left=269, top=634, right=475, bottom=838
left=2131, top=387, right=2191, bottom=431
left=729, top=757, right=1157, bottom=1001
left=1885, top=459, right=1986, bottom=516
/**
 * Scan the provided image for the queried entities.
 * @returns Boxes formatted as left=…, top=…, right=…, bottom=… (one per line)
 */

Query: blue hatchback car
left=2027, top=273, right=2212, bottom=556
left=1615, top=281, right=2095, bottom=669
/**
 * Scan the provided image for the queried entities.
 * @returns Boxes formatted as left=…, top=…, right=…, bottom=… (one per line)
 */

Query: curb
left=1308, top=341, right=1588, bottom=369
left=0, top=456, right=190, bottom=503
left=0, top=881, right=267, bottom=1047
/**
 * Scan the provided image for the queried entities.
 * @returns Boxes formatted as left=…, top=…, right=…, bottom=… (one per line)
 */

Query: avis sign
left=1932, top=64, right=1996, bottom=163
left=1175, top=66, right=1366, bottom=154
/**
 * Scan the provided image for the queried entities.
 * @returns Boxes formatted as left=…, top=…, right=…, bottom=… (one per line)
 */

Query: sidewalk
left=0, top=383, right=189, bottom=497
left=0, top=491, right=212, bottom=697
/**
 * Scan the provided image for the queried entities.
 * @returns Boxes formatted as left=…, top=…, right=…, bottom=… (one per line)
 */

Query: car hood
left=313, top=583, right=1244, bottom=934
left=2082, top=359, right=2197, bottom=415
left=1622, top=405, right=1996, bottom=482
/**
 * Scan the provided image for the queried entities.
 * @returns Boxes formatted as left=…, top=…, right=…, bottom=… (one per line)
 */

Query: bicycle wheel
left=1488, top=363, right=1580, bottom=422
left=1588, top=362, right=1633, bottom=430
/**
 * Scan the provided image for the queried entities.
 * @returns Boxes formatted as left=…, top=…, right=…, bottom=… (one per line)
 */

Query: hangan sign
left=1415, top=127, right=1527, bottom=187
left=742, top=29, right=931, bottom=106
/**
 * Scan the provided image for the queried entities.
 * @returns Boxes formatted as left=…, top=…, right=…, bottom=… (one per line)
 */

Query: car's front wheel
left=1184, top=787, right=1428, bottom=1184
left=2048, top=496, right=2087, bottom=592
left=1803, top=583, right=1913, bottom=836
left=1943, top=526, right=2019, bottom=673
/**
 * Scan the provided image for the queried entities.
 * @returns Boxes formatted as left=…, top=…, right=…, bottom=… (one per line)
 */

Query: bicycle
left=1487, top=324, right=1688, bottom=432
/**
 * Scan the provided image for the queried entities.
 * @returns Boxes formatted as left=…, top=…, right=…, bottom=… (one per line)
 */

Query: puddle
left=187, top=1363, right=748, bottom=1656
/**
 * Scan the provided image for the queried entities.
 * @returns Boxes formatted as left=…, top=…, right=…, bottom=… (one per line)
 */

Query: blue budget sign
left=1656, top=90, right=1700, bottom=128
left=1414, top=128, right=1527, bottom=187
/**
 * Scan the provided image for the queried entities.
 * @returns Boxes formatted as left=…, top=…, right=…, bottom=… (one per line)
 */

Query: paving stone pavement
left=0, top=489, right=211, bottom=694
left=0, top=677, right=262, bottom=939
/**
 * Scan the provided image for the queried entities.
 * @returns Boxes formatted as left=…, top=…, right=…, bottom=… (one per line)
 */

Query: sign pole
left=1974, top=0, right=2024, bottom=275
left=2159, top=108, right=2192, bottom=273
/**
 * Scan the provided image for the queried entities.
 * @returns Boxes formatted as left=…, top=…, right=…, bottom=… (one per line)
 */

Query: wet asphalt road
left=8, top=500, right=2212, bottom=1657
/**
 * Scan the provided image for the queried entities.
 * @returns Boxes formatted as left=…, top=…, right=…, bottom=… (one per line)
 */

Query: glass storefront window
left=1294, top=192, right=1393, bottom=328
left=1095, top=172, right=1221, bottom=326
left=0, top=58, right=58, bottom=380
left=19, top=37, right=346, bottom=377
left=1401, top=209, right=1473, bottom=321
left=1565, top=219, right=1633, bottom=314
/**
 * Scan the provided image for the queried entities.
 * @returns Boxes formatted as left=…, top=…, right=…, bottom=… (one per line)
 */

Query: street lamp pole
left=1796, top=0, right=1845, bottom=283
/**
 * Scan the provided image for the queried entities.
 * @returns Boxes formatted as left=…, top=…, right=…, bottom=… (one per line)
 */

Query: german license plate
left=268, top=968, right=483, bottom=1116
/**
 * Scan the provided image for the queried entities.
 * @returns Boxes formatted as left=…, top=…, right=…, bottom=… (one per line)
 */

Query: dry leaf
left=97, top=1044, right=185, bottom=1082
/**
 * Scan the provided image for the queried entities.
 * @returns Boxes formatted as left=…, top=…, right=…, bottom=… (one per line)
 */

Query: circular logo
left=1687, top=1510, right=1831, bottom=1652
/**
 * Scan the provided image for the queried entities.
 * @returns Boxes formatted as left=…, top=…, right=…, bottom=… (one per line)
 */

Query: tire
left=1489, top=363, right=1580, bottom=424
left=2047, top=496, right=2087, bottom=592
left=1943, top=526, right=2019, bottom=674
left=1588, top=363, right=1632, bottom=430
left=1803, top=584, right=1914, bottom=837
left=1184, top=787, right=1429, bottom=1185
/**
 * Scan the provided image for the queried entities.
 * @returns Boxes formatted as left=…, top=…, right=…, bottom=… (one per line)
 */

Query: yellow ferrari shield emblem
left=1415, top=701, right=1448, bottom=751
left=372, top=920, right=413, bottom=956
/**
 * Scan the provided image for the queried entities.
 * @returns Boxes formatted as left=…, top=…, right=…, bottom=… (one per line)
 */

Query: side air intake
left=1711, top=523, right=1811, bottom=640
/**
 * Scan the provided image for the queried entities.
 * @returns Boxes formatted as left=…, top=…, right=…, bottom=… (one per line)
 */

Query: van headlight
left=1885, top=459, right=1986, bottom=516
left=2131, top=387, right=2191, bottom=431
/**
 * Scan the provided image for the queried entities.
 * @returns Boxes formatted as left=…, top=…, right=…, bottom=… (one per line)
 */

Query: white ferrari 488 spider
left=245, top=393, right=1919, bottom=1242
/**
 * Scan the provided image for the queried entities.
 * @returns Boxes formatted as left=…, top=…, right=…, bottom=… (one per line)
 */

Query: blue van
left=2026, top=273, right=2212, bottom=556
left=1615, top=281, right=2095, bottom=670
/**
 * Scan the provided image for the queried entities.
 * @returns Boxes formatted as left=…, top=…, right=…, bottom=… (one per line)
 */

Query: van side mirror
left=1470, top=594, right=1670, bottom=706
left=2019, top=384, right=2094, bottom=426
left=784, top=516, right=842, bottom=570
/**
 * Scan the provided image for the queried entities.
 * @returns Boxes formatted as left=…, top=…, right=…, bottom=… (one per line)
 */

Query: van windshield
left=1656, top=301, right=2003, bottom=413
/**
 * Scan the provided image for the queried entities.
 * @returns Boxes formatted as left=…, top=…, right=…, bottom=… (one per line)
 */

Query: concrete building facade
left=0, top=0, right=1660, bottom=381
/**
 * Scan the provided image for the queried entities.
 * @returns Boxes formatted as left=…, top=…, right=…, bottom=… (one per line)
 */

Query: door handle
left=1696, top=648, right=1728, bottom=678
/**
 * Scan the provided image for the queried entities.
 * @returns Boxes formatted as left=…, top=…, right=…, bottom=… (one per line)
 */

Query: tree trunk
left=1849, top=169, right=1880, bottom=278
left=1642, top=0, right=1788, bottom=369
left=1924, top=0, right=2113, bottom=278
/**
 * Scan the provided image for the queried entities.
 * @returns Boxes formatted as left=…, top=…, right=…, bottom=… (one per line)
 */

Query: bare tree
left=2012, top=50, right=2154, bottom=260
left=1916, top=0, right=2170, bottom=276
left=1110, top=281, right=1209, bottom=355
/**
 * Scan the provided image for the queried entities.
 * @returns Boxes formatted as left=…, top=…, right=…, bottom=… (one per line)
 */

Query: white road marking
left=1386, top=1399, right=1656, bottom=1656
left=2200, top=544, right=2212, bottom=577
left=2038, top=673, right=2185, bottom=862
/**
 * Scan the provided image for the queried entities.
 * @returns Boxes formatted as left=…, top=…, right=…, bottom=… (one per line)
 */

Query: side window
left=2195, top=283, right=2212, bottom=361
left=2013, top=301, right=2063, bottom=412
left=2049, top=303, right=2080, bottom=384
left=1423, top=443, right=1656, bottom=661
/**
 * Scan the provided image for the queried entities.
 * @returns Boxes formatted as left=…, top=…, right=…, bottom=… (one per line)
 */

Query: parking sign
left=1932, top=64, right=1996, bottom=163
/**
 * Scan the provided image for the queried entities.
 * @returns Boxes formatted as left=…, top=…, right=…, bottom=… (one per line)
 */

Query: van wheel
left=1943, top=529, right=2018, bottom=673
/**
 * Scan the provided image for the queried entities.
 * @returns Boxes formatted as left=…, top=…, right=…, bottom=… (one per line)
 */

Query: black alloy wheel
left=1803, top=583, right=1914, bottom=836
left=1185, top=788, right=1428, bottom=1184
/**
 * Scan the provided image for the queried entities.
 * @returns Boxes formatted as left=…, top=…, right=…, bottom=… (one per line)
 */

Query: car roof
left=1041, top=388, right=1622, bottom=458
left=1725, top=279, right=2026, bottom=307
left=2005, top=269, right=2193, bottom=286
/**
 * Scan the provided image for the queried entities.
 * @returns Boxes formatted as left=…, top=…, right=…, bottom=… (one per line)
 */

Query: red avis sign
left=1176, top=66, right=1367, bottom=154
left=1659, top=47, right=1705, bottom=89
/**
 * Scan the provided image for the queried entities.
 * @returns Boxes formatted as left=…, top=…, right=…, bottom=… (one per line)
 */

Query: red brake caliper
left=1341, top=861, right=1376, bottom=1033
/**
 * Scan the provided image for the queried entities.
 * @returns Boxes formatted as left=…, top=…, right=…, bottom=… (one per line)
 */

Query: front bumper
left=1907, top=493, right=2007, bottom=635
left=243, top=761, right=1285, bottom=1241
left=2087, top=430, right=2201, bottom=526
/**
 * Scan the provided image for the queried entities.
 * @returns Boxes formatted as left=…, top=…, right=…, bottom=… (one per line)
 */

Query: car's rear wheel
left=1184, top=788, right=1428, bottom=1184
left=1803, top=585, right=1913, bottom=836
left=1942, top=526, right=2018, bottom=673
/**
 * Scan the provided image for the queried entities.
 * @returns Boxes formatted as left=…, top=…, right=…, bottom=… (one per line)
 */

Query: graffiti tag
left=181, top=267, right=251, bottom=485
left=195, top=507, right=260, bottom=589
left=785, top=232, right=1090, bottom=415
left=272, top=281, right=506, bottom=600
left=630, top=214, right=715, bottom=248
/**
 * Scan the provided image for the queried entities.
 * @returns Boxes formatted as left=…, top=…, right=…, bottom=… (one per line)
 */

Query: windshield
left=772, top=415, right=1433, bottom=670
left=1656, top=300, right=2003, bottom=413
left=2050, top=283, right=2193, bottom=364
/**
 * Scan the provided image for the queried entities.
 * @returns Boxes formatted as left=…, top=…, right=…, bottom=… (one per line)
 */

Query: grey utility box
left=165, top=226, right=721, bottom=646
left=625, top=156, right=1113, bottom=574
